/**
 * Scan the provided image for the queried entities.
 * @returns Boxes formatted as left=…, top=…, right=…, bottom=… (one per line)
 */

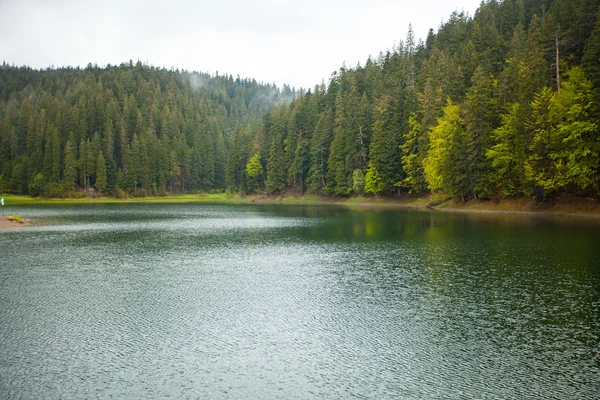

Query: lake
left=1, top=203, right=599, bottom=399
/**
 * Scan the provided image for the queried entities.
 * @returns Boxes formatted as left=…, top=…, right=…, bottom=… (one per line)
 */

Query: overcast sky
left=0, top=0, right=482, bottom=89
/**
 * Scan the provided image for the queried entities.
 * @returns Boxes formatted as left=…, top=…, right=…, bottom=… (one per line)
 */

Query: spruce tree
left=62, top=135, right=77, bottom=193
left=95, top=150, right=107, bottom=194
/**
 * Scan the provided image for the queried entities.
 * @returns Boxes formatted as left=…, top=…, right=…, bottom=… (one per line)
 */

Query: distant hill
left=0, top=61, right=295, bottom=196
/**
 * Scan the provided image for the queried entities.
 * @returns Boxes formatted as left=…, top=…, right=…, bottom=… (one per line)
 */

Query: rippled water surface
left=1, top=203, right=599, bottom=399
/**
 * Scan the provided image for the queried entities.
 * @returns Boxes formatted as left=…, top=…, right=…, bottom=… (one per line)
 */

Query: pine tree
left=308, top=110, right=334, bottom=193
left=265, top=138, right=286, bottom=194
left=352, top=169, right=365, bottom=195
left=463, top=66, right=498, bottom=198
left=582, top=11, right=600, bottom=90
left=43, top=123, right=61, bottom=183
left=423, top=100, right=470, bottom=201
left=369, top=95, right=403, bottom=194
left=95, top=150, right=107, bottom=194
left=79, top=138, right=94, bottom=190
left=62, top=135, right=77, bottom=193
left=486, top=102, right=528, bottom=196
left=401, top=114, right=428, bottom=194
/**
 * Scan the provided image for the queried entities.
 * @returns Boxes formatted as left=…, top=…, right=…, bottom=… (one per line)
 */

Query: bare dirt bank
left=436, top=194, right=600, bottom=218
left=248, top=193, right=600, bottom=218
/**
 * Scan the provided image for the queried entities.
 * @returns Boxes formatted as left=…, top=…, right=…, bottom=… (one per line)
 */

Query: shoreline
left=1, top=193, right=599, bottom=220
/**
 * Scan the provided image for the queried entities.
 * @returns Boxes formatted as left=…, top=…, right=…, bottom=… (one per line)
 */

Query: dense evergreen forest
left=0, top=62, right=294, bottom=196
left=1, top=0, right=599, bottom=201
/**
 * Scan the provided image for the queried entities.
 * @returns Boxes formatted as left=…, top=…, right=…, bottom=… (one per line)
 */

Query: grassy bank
left=2, top=192, right=599, bottom=217
left=1, top=193, right=248, bottom=205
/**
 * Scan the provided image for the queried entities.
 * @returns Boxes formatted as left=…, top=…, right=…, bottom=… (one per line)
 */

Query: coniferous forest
left=1, top=0, right=599, bottom=201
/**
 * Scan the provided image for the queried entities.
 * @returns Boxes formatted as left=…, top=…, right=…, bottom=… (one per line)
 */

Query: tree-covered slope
left=228, top=0, right=600, bottom=200
left=1, top=0, right=599, bottom=201
left=0, top=61, right=294, bottom=196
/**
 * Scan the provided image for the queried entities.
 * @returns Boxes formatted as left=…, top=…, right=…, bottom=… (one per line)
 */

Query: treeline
left=0, top=61, right=294, bottom=196
left=1, top=0, right=599, bottom=201
left=228, top=0, right=600, bottom=200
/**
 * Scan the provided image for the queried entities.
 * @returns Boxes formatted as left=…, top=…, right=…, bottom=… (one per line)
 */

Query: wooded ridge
left=1, top=0, right=599, bottom=202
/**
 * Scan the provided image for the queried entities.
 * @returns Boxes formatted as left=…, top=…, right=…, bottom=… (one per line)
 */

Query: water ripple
left=0, top=204, right=598, bottom=399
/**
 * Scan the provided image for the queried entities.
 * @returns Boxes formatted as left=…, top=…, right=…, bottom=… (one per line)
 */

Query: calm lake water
left=0, top=203, right=599, bottom=399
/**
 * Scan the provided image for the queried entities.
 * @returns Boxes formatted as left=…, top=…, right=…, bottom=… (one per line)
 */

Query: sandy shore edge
left=2, top=194, right=599, bottom=227
left=0, top=217, right=31, bottom=229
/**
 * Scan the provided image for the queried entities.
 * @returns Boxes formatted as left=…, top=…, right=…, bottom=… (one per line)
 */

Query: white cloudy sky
left=0, top=0, right=481, bottom=89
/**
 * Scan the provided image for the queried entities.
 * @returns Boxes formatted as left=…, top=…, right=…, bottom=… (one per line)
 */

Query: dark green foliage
left=1, top=0, right=597, bottom=201
left=63, top=135, right=77, bottom=193
left=307, top=110, right=334, bottom=193
left=0, top=63, right=290, bottom=196
left=95, top=151, right=107, bottom=193
left=582, top=11, right=600, bottom=90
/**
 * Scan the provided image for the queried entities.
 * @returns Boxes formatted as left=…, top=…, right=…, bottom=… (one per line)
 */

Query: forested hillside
left=0, top=62, right=293, bottom=196
left=1, top=0, right=599, bottom=201
left=232, top=0, right=600, bottom=200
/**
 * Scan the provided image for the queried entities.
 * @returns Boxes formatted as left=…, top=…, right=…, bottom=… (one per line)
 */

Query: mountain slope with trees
left=0, top=61, right=294, bottom=196
left=229, top=0, right=599, bottom=201
left=1, top=0, right=599, bottom=202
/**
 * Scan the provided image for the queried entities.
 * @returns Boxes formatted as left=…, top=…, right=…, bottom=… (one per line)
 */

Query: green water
left=1, top=203, right=599, bottom=399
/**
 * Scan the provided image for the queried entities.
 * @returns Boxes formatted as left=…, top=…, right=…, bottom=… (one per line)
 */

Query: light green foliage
left=352, top=169, right=365, bottom=195
left=246, top=152, right=263, bottom=178
left=525, top=68, right=599, bottom=195
left=245, top=152, right=263, bottom=193
left=364, top=162, right=383, bottom=195
left=1, top=1, right=598, bottom=202
left=423, top=101, right=469, bottom=199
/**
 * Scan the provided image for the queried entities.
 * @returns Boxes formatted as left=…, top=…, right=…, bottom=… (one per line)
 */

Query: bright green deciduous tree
left=423, top=100, right=470, bottom=201
left=246, top=152, right=263, bottom=193
left=525, top=67, right=599, bottom=196
left=364, top=162, right=383, bottom=195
